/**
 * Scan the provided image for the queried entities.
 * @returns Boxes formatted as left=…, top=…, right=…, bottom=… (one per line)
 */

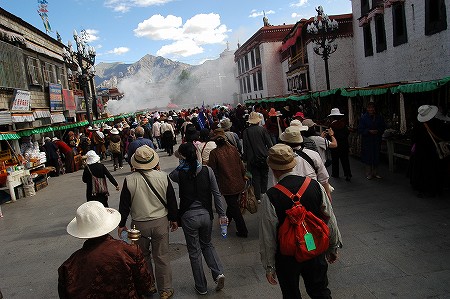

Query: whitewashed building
left=352, top=0, right=449, bottom=86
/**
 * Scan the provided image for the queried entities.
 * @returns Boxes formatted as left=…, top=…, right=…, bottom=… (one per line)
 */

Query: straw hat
left=279, top=126, right=303, bottom=145
left=66, top=201, right=121, bottom=239
left=131, top=145, right=159, bottom=170
left=247, top=112, right=262, bottom=124
left=328, top=108, right=344, bottom=117
left=417, top=105, right=438, bottom=123
left=219, top=118, right=232, bottom=130
left=85, top=150, right=100, bottom=165
left=267, top=144, right=297, bottom=171
left=110, top=128, right=119, bottom=135
left=290, top=120, right=309, bottom=131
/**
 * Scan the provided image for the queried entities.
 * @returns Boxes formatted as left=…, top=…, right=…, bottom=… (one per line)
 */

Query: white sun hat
left=66, top=201, right=121, bottom=239
left=328, top=108, right=344, bottom=117
left=417, top=105, right=438, bottom=123
left=85, top=150, right=100, bottom=165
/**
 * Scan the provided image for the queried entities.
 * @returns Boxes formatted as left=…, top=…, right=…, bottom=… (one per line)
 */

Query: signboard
left=11, top=90, right=31, bottom=111
left=75, top=95, right=86, bottom=112
left=62, top=89, right=76, bottom=111
left=49, top=83, right=63, bottom=111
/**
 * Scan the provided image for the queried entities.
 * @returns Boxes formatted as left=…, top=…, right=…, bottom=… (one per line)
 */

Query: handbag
left=86, top=165, right=109, bottom=196
left=244, top=181, right=258, bottom=214
left=425, top=123, right=450, bottom=159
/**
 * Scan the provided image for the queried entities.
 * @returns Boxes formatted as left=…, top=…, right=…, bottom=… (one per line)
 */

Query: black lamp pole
left=307, top=6, right=339, bottom=90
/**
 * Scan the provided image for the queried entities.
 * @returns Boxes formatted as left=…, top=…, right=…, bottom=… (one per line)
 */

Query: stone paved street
left=0, top=148, right=449, bottom=299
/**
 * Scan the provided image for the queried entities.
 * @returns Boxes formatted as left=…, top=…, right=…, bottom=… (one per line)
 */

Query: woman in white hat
left=82, top=150, right=120, bottom=207
left=328, top=108, right=353, bottom=181
left=58, top=201, right=156, bottom=298
left=410, top=105, right=448, bottom=197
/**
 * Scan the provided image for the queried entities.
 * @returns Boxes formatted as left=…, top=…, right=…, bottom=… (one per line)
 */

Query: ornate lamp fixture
left=63, top=30, right=97, bottom=125
left=306, top=6, right=339, bottom=90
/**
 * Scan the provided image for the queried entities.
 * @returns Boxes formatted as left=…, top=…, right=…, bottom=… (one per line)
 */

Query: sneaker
left=159, top=289, right=174, bottom=299
left=194, top=286, right=207, bottom=295
left=374, top=175, right=382, bottom=179
left=215, top=274, right=225, bottom=291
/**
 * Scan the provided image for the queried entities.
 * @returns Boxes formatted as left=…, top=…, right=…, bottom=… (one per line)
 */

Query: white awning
left=11, top=114, right=35, bottom=123
left=33, top=110, right=51, bottom=119
left=51, top=113, right=66, bottom=124
left=0, top=111, right=13, bottom=125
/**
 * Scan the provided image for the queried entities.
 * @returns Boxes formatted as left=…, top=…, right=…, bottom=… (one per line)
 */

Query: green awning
left=391, top=76, right=450, bottom=94
left=0, top=133, right=21, bottom=140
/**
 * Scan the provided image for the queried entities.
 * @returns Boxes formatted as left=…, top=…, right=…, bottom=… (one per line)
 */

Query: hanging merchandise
left=399, top=93, right=407, bottom=134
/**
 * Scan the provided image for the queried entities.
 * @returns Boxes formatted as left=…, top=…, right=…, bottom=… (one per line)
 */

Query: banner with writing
left=49, top=83, right=63, bottom=111
left=11, top=90, right=31, bottom=111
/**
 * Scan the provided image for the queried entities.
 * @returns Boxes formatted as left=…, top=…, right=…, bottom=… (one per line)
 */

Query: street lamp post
left=306, top=6, right=339, bottom=90
left=63, top=30, right=96, bottom=126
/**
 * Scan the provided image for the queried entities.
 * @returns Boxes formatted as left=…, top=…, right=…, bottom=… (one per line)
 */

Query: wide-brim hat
left=247, top=112, right=262, bottom=124
left=185, top=125, right=200, bottom=139
left=67, top=201, right=121, bottom=239
left=279, top=126, right=303, bottom=145
left=267, top=144, right=297, bottom=171
left=110, top=128, right=119, bottom=135
left=302, top=119, right=316, bottom=128
left=52, top=137, right=59, bottom=142
left=268, top=108, right=278, bottom=117
left=417, top=105, right=438, bottom=122
left=85, top=150, right=100, bottom=165
left=131, top=145, right=159, bottom=170
left=219, top=118, right=232, bottom=130
left=211, top=128, right=226, bottom=140
left=328, top=108, right=344, bottom=117
left=103, top=124, right=112, bottom=130
left=290, top=120, right=309, bottom=131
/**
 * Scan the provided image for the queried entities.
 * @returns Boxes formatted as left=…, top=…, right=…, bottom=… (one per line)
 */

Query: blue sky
left=1, top=0, right=352, bottom=65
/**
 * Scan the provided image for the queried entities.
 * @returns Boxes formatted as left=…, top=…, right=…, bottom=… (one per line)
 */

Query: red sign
left=62, top=89, right=76, bottom=111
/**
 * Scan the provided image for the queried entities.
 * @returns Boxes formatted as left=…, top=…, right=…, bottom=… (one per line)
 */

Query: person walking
left=328, top=108, right=352, bottom=181
left=152, top=118, right=162, bottom=150
left=260, top=144, right=342, bottom=299
left=242, top=112, right=273, bottom=203
left=127, top=126, right=155, bottom=169
left=109, top=128, right=123, bottom=171
left=196, top=128, right=216, bottom=165
left=118, top=145, right=178, bottom=299
left=161, top=118, right=175, bottom=156
left=58, top=201, right=156, bottom=299
left=169, top=142, right=227, bottom=295
left=43, top=136, right=60, bottom=177
left=208, top=128, right=248, bottom=238
left=82, top=150, right=119, bottom=207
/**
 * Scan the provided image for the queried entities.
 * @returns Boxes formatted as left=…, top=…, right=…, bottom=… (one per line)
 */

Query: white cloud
left=96, top=44, right=103, bottom=49
left=291, top=12, right=305, bottom=19
left=135, top=13, right=229, bottom=57
left=291, top=0, right=308, bottom=7
left=105, top=0, right=173, bottom=12
left=107, top=47, right=130, bottom=55
left=156, top=40, right=203, bottom=57
left=248, top=10, right=275, bottom=18
left=84, top=29, right=99, bottom=42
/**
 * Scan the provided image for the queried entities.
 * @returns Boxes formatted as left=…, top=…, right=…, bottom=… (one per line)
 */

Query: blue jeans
left=181, top=209, right=224, bottom=292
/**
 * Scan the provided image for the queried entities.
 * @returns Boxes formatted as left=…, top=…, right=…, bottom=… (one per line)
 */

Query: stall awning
left=11, top=113, right=35, bottom=123
left=51, top=113, right=66, bottom=124
left=33, top=110, right=52, bottom=119
left=0, top=133, right=20, bottom=140
left=0, top=111, right=13, bottom=125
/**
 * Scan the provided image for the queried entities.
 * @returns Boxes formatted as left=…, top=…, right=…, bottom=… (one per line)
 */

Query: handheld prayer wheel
left=127, top=225, right=141, bottom=244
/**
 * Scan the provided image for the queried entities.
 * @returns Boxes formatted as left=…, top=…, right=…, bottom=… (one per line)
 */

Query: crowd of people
left=55, top=101, right=449, bottom=299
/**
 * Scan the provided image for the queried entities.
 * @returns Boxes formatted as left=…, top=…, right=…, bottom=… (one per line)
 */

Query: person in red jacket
left=53, top=137, right=75, bottom=173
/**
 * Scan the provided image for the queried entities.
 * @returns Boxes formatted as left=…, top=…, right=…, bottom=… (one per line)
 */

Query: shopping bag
left=245, top=182, right=258, bottom=214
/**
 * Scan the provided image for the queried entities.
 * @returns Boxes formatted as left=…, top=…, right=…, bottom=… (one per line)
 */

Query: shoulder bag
left=86, top=165, right=109, bottom=196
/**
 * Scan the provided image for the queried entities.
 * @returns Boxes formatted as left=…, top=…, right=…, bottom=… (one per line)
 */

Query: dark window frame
left=425, top=0, right=447, bottom=35
left=257, top=71, right=263, bottom=90
left=375, top=15, right=387, bottom=52
left=392, top=2, right=408, bottom=47
left=363, top=24, right=374, bottom=57
left=361, top=0, right=370, bottom=15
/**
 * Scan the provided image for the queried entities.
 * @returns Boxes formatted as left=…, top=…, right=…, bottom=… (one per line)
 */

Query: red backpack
left=273, top=177, right=330, bottom=262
